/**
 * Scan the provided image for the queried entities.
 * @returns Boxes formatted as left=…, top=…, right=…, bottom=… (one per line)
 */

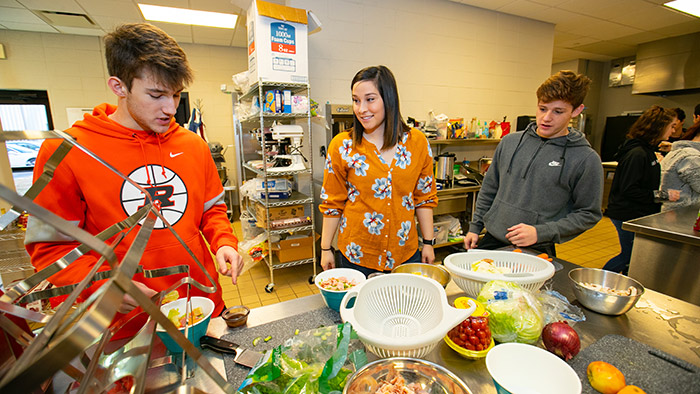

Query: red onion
left=542, top=321, right=580, bottom=361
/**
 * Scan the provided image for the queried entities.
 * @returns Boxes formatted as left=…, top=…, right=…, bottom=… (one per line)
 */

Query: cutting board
left=568, top=335, right=700, bottom=394
left=220, top=307, right=342, bottom=387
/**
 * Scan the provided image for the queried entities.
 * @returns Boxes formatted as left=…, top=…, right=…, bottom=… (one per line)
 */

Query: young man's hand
left=216, top=245, right=244, bottom=285
left=505, top=223, right=538, bottom=247
left=463, top=232, right=480, bottom=249
left=119, top=281, right=158, bottom=314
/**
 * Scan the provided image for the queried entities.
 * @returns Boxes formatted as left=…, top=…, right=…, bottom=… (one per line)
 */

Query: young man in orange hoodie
left=25, top=23, right=242, bottom=337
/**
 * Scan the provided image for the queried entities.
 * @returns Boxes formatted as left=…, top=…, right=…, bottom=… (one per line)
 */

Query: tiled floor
left=219, top=217, right=620, bottom=308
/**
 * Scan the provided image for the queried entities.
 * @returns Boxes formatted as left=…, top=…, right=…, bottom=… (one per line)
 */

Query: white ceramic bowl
left=156, top=296, right=214, bottom=353
left=314, top=268, right=366, bottom=311
left=486, top=343, right=582, bottom=394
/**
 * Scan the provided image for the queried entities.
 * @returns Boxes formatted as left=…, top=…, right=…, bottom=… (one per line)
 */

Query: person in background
left=463, top=70, right=603, bottom=257
left=603, top=105, right=680, bottom=274
left=659, top=107, right=686, bottom=153
left=319, top=65, right=438, bottom=276
left=25, top=23, right=243, bottom=339
left=694, top=103, right=700, bottom=124
left=660, top=121, right=700, bottom=211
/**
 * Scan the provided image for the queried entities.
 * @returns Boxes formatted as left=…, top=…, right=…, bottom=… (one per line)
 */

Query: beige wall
left=294, top=0, right=554, bottom=125
left=0, top=0, right=556, bottom=188
left=0, top=29, right=249, bottom=184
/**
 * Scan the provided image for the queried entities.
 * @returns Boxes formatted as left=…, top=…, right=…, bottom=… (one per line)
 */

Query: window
left=0, top=89, right=53, bottom=194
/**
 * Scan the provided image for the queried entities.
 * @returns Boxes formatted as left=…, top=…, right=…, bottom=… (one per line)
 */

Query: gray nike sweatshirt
left=469, top=122, right=603, bottom=244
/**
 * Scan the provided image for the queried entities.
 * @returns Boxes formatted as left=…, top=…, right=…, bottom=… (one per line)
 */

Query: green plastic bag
left=237, top=322, right=367, bottom=394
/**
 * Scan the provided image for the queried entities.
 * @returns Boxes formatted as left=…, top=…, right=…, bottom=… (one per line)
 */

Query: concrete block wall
left=292, top=0, right=555, bottom=126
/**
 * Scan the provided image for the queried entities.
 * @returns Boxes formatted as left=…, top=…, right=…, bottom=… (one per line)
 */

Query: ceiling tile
left=528, top=0, right=569, bottom=6
left=650, top=21, right=700, bottom=37
left=0, top=6, right=45, bottom=23
left=168, top=34, right=193, bottom=44
left=570, top=40, right=636, bottom=58
left=534, top=7, right=582, bottom=25
left=191, top=25, right=234, bottom=41
left=0, top=21, right=57, bottom=32
left=609, top=5, right=696, bottom=30
left=17, top=0, right=83, bottom=13
left=454, top=0, right=518, bottom=10
left=193, top=37, right=232, bottom=46
left=54, top=25, right=104, bottom=35
left=555, top=33, right=599, bottom=48
left=187, top=0, right=242, bottom=14
left=497, top=1, right=550, bottom=20
left=0, top=0, right=23, bottom=7
left=77, top=0, right=141, bottom=19
left=611, top=30, right=667, bottom=46
left=557, top=0, right=640, bottom=20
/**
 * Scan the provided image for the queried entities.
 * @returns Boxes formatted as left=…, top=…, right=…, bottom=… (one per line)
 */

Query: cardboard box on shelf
left=272, top=234, right=314, bottom=263
left=247, top=0, right=308, bottom=84
left=255, top=202, right=305, bottom=227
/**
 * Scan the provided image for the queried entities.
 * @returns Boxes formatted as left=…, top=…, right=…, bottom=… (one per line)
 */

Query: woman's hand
left=421, top=245, right=435, bottom=264
left=668, top=189, right=680, bottom=201
left=320, top=249, right=336, bottom=271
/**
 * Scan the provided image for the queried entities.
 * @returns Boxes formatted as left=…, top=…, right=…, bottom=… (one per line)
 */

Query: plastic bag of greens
left=476, top=280, right=544, bottom=344
left=237, top=322, right=367, bottom=394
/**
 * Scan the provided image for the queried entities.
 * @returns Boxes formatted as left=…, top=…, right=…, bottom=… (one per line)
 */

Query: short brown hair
left=627, top=105, right=676, bottom=145
left=104, top=23, right=193, bottom=91
left=536, top=70, right=591, bottom=109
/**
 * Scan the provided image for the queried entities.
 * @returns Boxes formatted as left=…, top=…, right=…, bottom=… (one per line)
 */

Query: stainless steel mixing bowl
left=392, top=263, right=451, bottom=288
left=569, top=267, right=645, bottom=316
left=343, top=357, right=473, bottom=394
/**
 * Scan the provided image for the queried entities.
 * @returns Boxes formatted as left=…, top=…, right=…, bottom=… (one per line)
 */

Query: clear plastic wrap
left=237, top=323, right=367, bottom=394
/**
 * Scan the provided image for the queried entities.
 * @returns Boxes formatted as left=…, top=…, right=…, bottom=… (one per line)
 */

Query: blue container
left=156, top=296, right=214, bottom=353
left=315, top=268, right=366, bottom=312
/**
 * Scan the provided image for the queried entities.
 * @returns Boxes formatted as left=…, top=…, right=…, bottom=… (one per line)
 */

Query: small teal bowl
left=156, top=296, right=214, bottom=353
left=315, top=268, right=366, bottom=311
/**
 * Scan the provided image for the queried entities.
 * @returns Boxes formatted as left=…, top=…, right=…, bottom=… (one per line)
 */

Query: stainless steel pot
left=435, top=152, right=456, bottom=187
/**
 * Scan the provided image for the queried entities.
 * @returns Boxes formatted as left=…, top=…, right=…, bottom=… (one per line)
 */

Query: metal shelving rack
left=233, top=81, right=316, bottom=293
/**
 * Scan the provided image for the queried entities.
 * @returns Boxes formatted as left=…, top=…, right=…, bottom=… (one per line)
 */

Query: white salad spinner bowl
left=340, top=273, right=476, bottom=358
left=445, top=250, right=555, bottom=297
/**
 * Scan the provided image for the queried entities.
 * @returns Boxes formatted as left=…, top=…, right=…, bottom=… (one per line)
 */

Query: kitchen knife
left=200, top=335, right=264, bottom=368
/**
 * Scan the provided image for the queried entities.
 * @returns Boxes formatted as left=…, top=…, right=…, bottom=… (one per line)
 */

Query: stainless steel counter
left=194, top=257, right=700, bottom=393
left=624, top=204, right=700, bottom=305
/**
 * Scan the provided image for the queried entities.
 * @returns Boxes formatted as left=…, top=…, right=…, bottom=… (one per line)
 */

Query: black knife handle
left=200, top=335, right=239, bottom=354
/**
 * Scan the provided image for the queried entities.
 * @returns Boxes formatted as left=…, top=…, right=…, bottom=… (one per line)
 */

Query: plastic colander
left=444, top=250, right=555, bottom=297
left=340, top=273, right=476, bottom=358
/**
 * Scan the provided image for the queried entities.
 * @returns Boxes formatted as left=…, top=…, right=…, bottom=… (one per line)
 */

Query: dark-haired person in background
left=603, top=105, right=680, bottom=274
left=463, top=70, right=603, bottom=256
left=319, top=65, right=437, bottom=276
left=659, top=107, right=686, bottom=154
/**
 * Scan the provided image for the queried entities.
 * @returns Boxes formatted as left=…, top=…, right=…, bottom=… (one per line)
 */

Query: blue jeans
left=602, top=219, right=635, bottom=275
left=338, top=249, right=421, bottom=277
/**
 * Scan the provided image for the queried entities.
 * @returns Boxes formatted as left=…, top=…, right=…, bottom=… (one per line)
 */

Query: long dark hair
left=680, top=120, right=700, bottom=140
left=627, top=105, right=676, bottom=146
left=350, top=65, right=410, bottom=149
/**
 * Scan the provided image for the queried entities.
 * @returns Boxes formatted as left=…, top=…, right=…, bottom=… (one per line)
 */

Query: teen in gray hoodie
left=465, top=71, right=603, bottom=255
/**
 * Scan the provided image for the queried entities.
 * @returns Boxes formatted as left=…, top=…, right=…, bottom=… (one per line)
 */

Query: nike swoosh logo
left=170, top=152, right=184, bottom=158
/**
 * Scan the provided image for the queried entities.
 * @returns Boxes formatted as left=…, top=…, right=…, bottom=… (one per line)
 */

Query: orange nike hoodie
left=25, top=103, right=238, bottom=339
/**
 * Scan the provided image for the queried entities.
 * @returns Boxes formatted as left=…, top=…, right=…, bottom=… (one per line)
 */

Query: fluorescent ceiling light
left=138, top=4, right=238, bottom=29
left=664, top=0, right=700, bottom=18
